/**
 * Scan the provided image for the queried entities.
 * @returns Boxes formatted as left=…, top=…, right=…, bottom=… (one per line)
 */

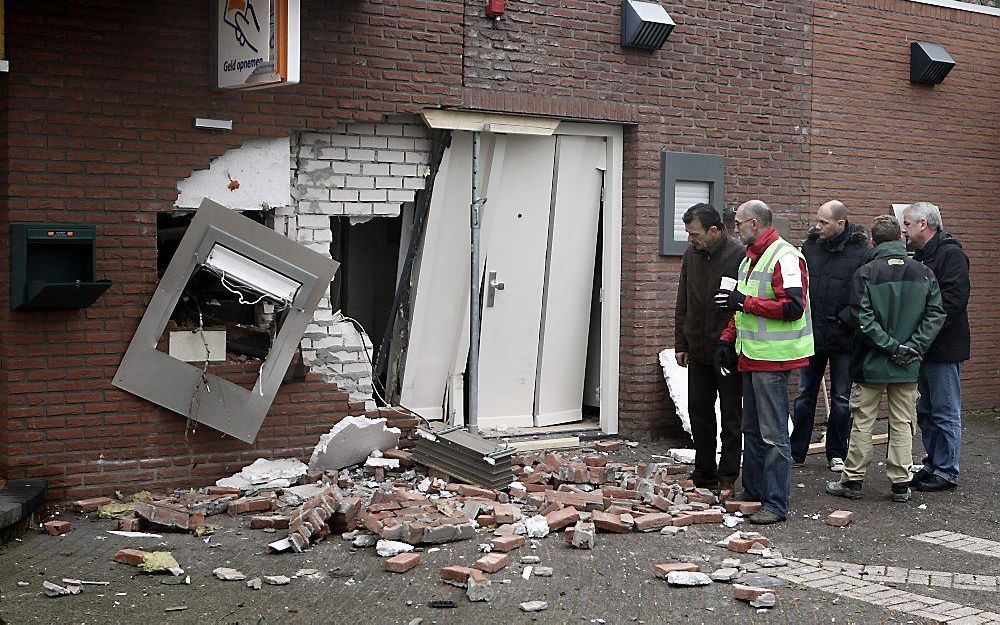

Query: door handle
left=486, top=271, right=505, bottom=307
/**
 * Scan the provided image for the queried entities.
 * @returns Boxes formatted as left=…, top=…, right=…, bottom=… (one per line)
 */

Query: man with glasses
left=791, top=201, right=869, bottom=473
left=714, top=200, right=814, bottom=524
left=902, top=202, right=970, bottom=493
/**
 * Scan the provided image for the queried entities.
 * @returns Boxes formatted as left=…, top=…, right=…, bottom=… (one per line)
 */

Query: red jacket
left=720, top=227, right=810, bottom=372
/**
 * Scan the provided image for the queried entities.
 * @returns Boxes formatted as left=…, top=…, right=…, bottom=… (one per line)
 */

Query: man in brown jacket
left=674, top=203, right=745, bottom=491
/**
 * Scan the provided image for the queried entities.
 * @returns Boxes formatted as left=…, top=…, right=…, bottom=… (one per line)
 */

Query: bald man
left=791, top=200, right=869, bottom=472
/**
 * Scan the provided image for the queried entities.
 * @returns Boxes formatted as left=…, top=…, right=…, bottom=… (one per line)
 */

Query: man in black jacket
left=791, top=200, right=869, bottom=471
left=903, top=202, right=971, bottom=492
left=674, top=203, right=745, bottom=492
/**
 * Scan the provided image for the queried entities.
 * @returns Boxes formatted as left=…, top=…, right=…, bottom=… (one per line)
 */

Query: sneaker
left=909, top=468, right=932, bottom=488
left=747, top=509, right=786, bottom=525
left=825, top=480, right=863, bottom=500
left=891, top=483, right=912, bottom=503
left=828, top=457, right=845, bottom=472
left=914, top=474, right=957, bottom=492
left=792, top=458, right=806, bottom=467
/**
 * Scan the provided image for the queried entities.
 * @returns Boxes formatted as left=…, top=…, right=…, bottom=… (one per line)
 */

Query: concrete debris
left=213, top=567, right=246, bottom=581
left=263, top=575, right=291, bottom=585
left=666, top=571, right=713, bottom=586
left=215, top=458, right=309, bottom=494
left=376, top=539, right=414, bottom=557
left=520, top=555, right=541, bottom=564
left=534, top=566, right=554, bottom=577
left=294, top=569, right=323, bottom=579
left=567, top=520, right=595, bottom=549
left=308, top=416, right=401, bottom=472
left=247, top=578, right=262, bottom=590
left=106, top=530, right=162, bottom=538
left=756, top=558, right=788, bottom=568
left=164, top=606, right=188, bottom=612
left=43, top=580, right=81, bottom=597
left=519, top=600, right=549, bottom=612
left=710, top=567, right=740, bottom=582
left=352, top=534, right=378, bottom=548
left=660, top=526, right=687, bottom=536
left=667, top=449, right=696, bottom=464
left=466, top=572, right=493, bottom=602
left=751, top=592, right=777, bottom=608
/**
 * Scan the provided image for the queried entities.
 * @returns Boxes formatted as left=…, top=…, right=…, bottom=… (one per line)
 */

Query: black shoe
left=792, top=458, right=806, bottom=467
left=909, top=469, right=932, bottom=488
left=890, top=483, right=911, bottom=503
left=826, top=480, right=863, bottom=500
left=914, top=474, right=957, bottom=492
left=748, top=509, right=786, bottom=525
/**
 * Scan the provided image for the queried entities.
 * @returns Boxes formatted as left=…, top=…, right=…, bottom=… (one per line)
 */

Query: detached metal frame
left=113, top=199, right=338, bottom=443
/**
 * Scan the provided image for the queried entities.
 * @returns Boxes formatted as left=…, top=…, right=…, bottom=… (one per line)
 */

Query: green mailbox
left=10, top=223, right=112, bottom=311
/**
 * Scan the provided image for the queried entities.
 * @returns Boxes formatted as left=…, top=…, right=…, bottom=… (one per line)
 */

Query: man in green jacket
left=826, top=216, right=945, bottom=503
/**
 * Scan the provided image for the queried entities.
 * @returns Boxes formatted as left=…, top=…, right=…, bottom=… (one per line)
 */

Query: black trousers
left=688, top=360, right=743, bottom=488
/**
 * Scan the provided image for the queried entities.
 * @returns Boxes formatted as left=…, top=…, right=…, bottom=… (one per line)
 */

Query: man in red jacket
left=715, top=200, right=814, bottom=524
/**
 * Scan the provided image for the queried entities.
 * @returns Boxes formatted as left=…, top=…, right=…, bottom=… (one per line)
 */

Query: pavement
left=1, top=409, right=998, bottom=625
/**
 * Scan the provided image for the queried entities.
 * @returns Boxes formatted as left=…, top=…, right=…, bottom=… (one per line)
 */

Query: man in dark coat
left=903, top=202, right=971, bottom=492
left=826, top=215, right=944, bottom=503
left=674, top=203, right=745, bottom=492
left=791, top=200, right=869, bottom=471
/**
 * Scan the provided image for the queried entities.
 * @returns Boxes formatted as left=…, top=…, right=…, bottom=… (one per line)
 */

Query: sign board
left=215, top=0, right=300, bottom=90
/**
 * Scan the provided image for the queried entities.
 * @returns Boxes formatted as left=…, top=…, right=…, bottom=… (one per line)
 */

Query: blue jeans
left=741, top=371, right=792, bottom=519
left=791, top=351, right=852, bottom=462
left=917, top=361, right=963, bottom=484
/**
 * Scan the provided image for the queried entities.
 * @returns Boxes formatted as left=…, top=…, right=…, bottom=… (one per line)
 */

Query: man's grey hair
left=741, top=200, right=773, bottom=227
left=905, top=201, right=944, bottom=231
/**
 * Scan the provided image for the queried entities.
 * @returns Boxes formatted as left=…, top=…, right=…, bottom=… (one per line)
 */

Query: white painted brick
left=342, top=362, right=372, bottom=375
left=312, top=229, right=333, bottom=242
left=342, top=202, right=374, bottom=215
left=300, top=187, right=331, bottom=201
left=304, top=242, right=331, bottom=255
left=318, top=147, right=348, bottom=160
left=346, top=175, right=376, bottom=189
left=362, top=162, right=391, bottom=176
left=372, top=203, right=402, bottom=216
left=295, top=146, right=319, bottom=159
left=347, top=148, right=376, bottom=161
left=359, top=189, right=388, bottom=202
left=375, top=177, right=403, bottom=189
left=332, top=162, right=362, bottom=175
left=313, top=336, right=345, bottom=349
left=300, top=160, right=337, bottom=173
left=300, top=338, right=313, bottom=348
left=413, top=138, right=432, bottom=151
left=300, top=132, right=332, bottom=145
left=389, top=164, right=418, bottom=177
left=403, top=177, right=426, bottom=190
left=403, top=125, right=428, bottom=138
left=330, top=189, right=360, bottom=201
left=387, top=189, right=416, bottom=202
left=346, top=123, right=376, bottom=135
left=386, top=137, right=416, bottom=150
left=359, top=135, right=388, bottom=148
left=315, top=202, right=346, bottom=215
left=331, top=134, right=361, bottom=147
left=314, top=308, right=335, bottom=321
left=405, top=151, right=430, bottom=164
left=297, top=214, right=331, bottom=229
left=375, top=124, right=405, bottom=137
left=295, top=229, right=315, bottom=242
left=376, top=150, right=405, bottom=163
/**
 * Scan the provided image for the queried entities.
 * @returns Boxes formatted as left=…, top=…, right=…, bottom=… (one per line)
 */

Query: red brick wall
left=1, top=0, right=995, bottom=500
left=809, top=0, right=1000, bottom=409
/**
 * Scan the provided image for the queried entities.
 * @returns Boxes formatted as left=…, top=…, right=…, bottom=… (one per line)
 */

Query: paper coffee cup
left=720, top=276, right=737, bottom=291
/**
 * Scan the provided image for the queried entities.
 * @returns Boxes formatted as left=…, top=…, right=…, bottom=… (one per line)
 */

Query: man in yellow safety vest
left=714, top=200, right=814, bottom=524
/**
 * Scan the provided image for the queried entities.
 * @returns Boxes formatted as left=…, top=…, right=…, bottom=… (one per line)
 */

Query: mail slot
left=10, top=223, right=112, bottom=310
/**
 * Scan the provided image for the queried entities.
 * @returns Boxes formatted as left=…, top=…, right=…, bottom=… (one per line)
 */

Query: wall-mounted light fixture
left=621, top=0, right=675, bottom=51
left=910, top=42, right=955, bottom=85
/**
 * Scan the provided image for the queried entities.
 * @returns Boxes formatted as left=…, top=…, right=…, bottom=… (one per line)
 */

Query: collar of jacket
left=746, top=226, right=779, bottom=261
left=914, top=229, right=956, bottom=261
left=696, top=233, right=730, bottom=258
left=805, top=220, right=867, bottom=252
left=871, top=239, right=907, bottom=260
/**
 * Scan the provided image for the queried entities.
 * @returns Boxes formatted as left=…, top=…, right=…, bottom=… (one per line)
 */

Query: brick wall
left=0, top=0, right=996, bottom=500
left=809, top=0, right=1000, bottom=410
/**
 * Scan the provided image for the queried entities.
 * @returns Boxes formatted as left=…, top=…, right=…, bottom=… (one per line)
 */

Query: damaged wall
left=270, top=118, right=432, bottom=402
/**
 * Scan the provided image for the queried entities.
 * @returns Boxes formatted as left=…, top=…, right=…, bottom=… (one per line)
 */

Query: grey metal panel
left=112, top=199, right=338, bottom=443
left=660, top=152, right=725, bottom=256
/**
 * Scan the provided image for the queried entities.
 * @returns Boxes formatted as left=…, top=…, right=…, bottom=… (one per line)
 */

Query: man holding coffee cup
left=715, top=200, right=814, bottom=525
left=674, top=203, right=745, bottom=493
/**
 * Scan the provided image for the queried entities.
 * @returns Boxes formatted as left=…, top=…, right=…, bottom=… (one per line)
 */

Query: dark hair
left=682, top=203, right=723, bottom=231
left=871, top=215, right=901, bottom=245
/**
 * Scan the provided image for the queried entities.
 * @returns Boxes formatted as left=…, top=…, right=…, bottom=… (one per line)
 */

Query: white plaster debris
left=177, top=137, right=291, bottom=211
left=308, top=416, right=401, bottom=472
left=43, top=581, right=81, bottom=597
left=365, top=456, right=400, bottom=469
left=710, top=567, right=740, bottom=582
left=212, top=568, right=246, bottom=581
left=524, top=515, right=550, bottom=538
left=263, top=575, right=291, bottom=586
left=521, top=556, right=541, bottom=564
left=667, top=449, right=697, bottom=465
left=466, top=576, right=493, bottom=602
left=106, top=531, right=163, bottom=538
left=247, top=578, right=262, bottom=590
left=294, top=569, right=323, bottom=579
left=522, top=566, right=533, bottom=580
left=216, top=458, right=308, bottom=492
left=666, top=572, right=713, bottom=587
left=750, top=592, right=776, bottom=608
left=519, top=600, right=548, bottom=612
left=534, top=567, right=554, bottom=577
left=353, top=534, right=378, bottom=548
left=376, top=540, right=414, bottom=557
left=660, top=526, right=687, bottom=536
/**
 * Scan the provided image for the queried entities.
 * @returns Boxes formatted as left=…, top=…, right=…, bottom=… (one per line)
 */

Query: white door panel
left=534, top=135, right=605, bottom=426
left=475, top=135, right=556, bottom=428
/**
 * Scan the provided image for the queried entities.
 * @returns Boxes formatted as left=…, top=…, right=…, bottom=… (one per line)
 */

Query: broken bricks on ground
left=40, top=415, right=796, bottom=611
